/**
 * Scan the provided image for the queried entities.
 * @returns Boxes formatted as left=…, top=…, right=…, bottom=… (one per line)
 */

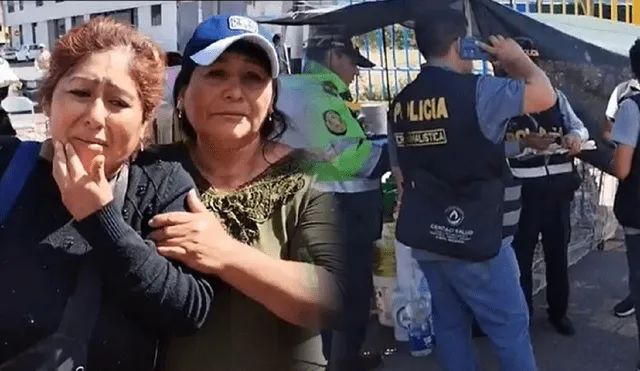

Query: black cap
left=513, top=37, right=539, bottom=59
left=305, top=25, right=375, bottom=68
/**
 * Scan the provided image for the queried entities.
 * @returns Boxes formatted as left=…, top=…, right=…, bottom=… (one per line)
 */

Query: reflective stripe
left=313, top=178, right=380, bottom=193
left=504, top=184, right=522, bottom=202
left=503, top=180, right=522, bottom=240
left=503, top=208, right=521, bottom=227
left=510, top=162, right=573, bottom=178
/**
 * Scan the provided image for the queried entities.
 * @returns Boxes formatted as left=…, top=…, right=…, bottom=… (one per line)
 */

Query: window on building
left=151, top=5, right=162, bottom=26
left=53, top=18, right=66, bottom=39
left=91, top=9, right=136, bottom=26
left=31, top=23, right=37, bottom=44
left=18, top=25, right=23, bottom=45
left=35, top=0, right=43, bottom=7
left=7, top=1, right=14, bottom=13
left=18, top=0, right=23, bottom=11
left=71, top=15, right=84, bottom=28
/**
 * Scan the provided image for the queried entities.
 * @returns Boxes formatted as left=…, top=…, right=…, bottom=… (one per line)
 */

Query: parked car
left=0, top=47, right=17, bottom=62
left=15, top=67, right=44, bottom=105
left=15, top=44, right=40, bottom=62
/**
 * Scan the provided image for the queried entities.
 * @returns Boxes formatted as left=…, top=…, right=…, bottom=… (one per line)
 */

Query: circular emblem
left=323, top=109, right=347, bottom=136
left=444, top=206, right=464, bottom=226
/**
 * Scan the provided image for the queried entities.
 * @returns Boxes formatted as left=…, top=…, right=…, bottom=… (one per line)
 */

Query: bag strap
left=57, top=163, right=130, bottom=341
left=0, top=140, right=41, bottom=225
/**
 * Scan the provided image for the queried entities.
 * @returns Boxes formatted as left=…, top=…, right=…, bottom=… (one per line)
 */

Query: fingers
left=488, top=35, right=505, bottom=46
left=149, top=224, right=191, bottom=242
left=157, top=246, right=188, bottom=260
left=91, top=155, right=106, bottom=183
left=149, top=211, right=196, bottom=228
left=187, top=190, right=208, bottom=213
left=64, top=143, right=87, bottom=181
left=52, top=141, right=68, bottom=187
left=476, top=40, right=494, bottom=54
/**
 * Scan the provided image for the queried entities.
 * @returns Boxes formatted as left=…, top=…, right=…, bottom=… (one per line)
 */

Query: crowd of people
left=1, top=7, right=640, bottom=371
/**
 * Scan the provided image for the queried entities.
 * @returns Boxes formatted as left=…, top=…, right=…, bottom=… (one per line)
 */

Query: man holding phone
left=495, top=37, right=588, bottom=337
left=390, top=9, right=555, bottom=370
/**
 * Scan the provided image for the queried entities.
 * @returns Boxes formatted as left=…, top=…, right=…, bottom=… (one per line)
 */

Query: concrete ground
left=294, top=239, right=638, bottom=371
left=370, top=239, right=637, bottom=371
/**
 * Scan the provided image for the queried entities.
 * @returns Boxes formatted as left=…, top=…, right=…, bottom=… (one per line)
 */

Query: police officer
left=610, top=38, right=640, bottom=371
left=605, top=77, right=640, bottom=142
left=497, top=37, right=589, bottom=336
left=391, top=9, right=556, bottom=370
left=276, top=26, right=389, bottom=371
left=606, top=77, right=640, bottom=318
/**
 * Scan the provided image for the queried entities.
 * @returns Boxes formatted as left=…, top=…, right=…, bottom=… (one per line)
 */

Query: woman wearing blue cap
left=148, top=15, right=347, bottom=371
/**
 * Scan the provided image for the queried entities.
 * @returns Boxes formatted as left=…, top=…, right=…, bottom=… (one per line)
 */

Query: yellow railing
left=505, top=0, right=640, bottom=25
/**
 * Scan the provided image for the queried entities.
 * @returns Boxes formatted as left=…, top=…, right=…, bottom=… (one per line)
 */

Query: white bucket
left=373, top=223, right=397, bottom=327
left=373, top=275, right=396, bottom=327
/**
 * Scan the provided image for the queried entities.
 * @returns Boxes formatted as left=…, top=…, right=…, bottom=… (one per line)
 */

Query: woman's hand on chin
left=149, top=190, right=237, bottom=275
left=52, top=141, right=114, bottom=221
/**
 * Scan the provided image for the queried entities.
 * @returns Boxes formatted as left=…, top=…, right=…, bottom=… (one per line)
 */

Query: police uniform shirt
left=505, top=89, right=588, bottom=179
left=506, top=90, right=588, bottom=145
left=404, top=63, right=527, bottom=261
left=611, top=98, right=640, bottom=235
left=276, top=60, right=388, bottom=193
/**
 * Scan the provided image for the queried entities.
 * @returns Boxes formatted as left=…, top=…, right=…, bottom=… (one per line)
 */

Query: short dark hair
left=630, top=39, right=640, bottom=80
left=272, top=33, right=281, bottom=43
left=414, top=9, right=468, bottom=59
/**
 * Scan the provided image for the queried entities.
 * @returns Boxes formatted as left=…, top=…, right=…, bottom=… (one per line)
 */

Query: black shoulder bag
left=0, top=142, right=129, bottom=371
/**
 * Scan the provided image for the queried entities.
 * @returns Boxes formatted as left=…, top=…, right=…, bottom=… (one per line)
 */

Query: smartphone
left=459, top=37, right=491, bottom=61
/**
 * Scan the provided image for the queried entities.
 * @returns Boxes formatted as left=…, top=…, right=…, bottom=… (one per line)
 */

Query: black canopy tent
left=259, top=0, right=626, bottom=172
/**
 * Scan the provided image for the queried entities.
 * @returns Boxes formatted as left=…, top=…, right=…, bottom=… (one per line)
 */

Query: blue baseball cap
left=183, top=15, right=279, bottom=78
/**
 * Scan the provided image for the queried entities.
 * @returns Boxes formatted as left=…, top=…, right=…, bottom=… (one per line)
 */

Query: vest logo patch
left=323, top=110, right=347, bottom=136
left=504, top=126, right=565, bottom=141
left=445, top=206, right=465, bottom=226
left=397, top=128, right=447, bottom=147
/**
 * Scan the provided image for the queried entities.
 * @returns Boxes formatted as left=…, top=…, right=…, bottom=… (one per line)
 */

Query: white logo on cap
left=228, top=16, right=258, bottom=34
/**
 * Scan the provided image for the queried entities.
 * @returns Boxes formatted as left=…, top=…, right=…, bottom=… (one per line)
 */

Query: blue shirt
left=612, top=98, right=640, bottom=148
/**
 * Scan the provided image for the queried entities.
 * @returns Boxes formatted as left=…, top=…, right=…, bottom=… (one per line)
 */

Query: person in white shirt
left=606, top=78, right=640, bottom=319
left=605, top=79, right=640, bottom=141
left=34, top=44, right=51, bottom=72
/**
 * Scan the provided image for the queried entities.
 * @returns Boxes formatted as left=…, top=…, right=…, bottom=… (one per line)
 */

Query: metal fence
left=344, top=0, right=640, bottom=101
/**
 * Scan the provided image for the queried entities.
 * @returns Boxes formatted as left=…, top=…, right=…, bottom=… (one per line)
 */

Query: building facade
left=3, top=1, right=178, bottom=51
left=1, top=1, right=298, bottom=53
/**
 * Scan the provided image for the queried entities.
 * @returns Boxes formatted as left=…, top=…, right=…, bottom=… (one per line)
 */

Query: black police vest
left=614, top=95, right=640, bottom=228
left=505, top=99, right=574, bottom=179
left=392, top=66, right=506, bottom=261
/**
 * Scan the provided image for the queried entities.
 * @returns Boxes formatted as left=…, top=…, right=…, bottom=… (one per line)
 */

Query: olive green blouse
left=156, top=144, right=344, bottom=371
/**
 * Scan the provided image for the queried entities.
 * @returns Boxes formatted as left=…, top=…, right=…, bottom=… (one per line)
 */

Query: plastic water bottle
left=407, top=262, right=435, bottom=357
left=391, top=293, right=410, bottom=342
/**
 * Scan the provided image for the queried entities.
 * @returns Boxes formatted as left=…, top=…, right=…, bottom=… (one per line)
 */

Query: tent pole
left=462, top=0, right=473, bottom=36
left=380, top=27, right=393, bottom=102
